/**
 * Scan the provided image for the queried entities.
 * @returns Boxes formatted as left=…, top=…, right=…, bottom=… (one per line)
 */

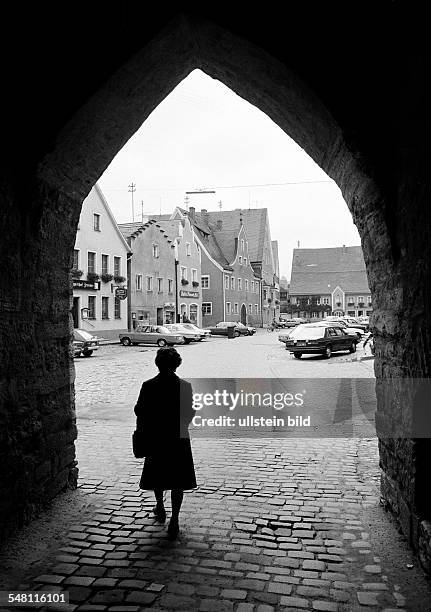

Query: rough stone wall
left=0, top=9, right=430, bottom=571
left=0, top=177, right=81, bottom=539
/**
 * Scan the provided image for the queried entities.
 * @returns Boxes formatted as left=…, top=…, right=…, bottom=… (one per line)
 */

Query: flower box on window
left=71, top=269, right=83, bottom=279
left=181, top=278, right=189, bottom=286
left=192, top=281, right=199, bottom=287
left=113, top=275, right=126, bottom=284
left=101, top=273, right=113, bottom=283
left=87, top=272, right=100, bottom=282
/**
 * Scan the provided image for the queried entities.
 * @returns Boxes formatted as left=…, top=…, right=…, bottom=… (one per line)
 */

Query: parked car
left=181, top=323, right=211, bottom=338
left=278, top=328, right=297, bottom=344
left=285, top=324, right=357, bottom=359
left=234, top=322, right=256, bottom=335
left=165, top=323, right=202, bottom=343
left=206, top=322, right=241, bottom=337
left=73, top=339, right=84, bottom=357
left=310, top=319, right=363, bottom=340
left=280, top=318, right=306, bottom=328
left=73, top=329, right=100, bottom=357
left=119, top=325, right=185, bottom=347
left=340, top=316, right=369, bottom=332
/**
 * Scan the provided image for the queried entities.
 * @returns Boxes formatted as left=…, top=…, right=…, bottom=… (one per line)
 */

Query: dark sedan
left=73, top=329, right=100, bottom=357
left=235, top=322, right=256, bottom=336
left=206, top=322, right=241, bottom=337
left=285, top=324, right=357, bottom=359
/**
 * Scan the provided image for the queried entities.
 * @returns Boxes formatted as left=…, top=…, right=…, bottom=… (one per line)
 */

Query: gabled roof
left=118, top=221, right=148, bottom=239
left=118, top=219, right=176, bottom=247
left=289, top=246, right=370, bottom=294
left=93, top=184, right=132, bottom=252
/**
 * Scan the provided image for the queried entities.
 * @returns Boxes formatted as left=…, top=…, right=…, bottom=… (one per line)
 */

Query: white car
left=310, top=320, right=363, bottom=340
left=164, top=324, right=202, bottom=343
left=181, top=323, right=211, bottom=338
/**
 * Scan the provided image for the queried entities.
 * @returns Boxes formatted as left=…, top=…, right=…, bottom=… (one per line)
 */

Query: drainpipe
left=127, top=251, right=133, bottom=331
left=175, top=259, right=179, bottom=323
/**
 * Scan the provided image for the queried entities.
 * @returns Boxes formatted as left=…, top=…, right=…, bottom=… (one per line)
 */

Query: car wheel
left=157, top=339, right=167, bottom=347
left=121, top=337, right=132, bottom=346
left=234, top=331, right=240, bottom=338
left=294, top=353, right=302, bottom=359
left=349, top=343, right=356, bottom=353
left=83, top=350, right=93, bottom=357
left=324, top=345, right=332, bottom=359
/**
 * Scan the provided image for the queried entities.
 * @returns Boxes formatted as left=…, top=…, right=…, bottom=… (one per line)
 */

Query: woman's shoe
left=153, top=505, right=166, bottom=522
left=167, top=518, right=179, bottom=540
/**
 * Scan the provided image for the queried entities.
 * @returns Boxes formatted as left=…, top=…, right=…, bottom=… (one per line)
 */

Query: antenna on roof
left=218, top=200, right=223, bottom=211
left=297, top=241, right=300, bottom=248
left=128, top=182, right=136, bottom=222
left=184, top=194, right=190, bottom=210
left=141, top=200, right=144, bottom=223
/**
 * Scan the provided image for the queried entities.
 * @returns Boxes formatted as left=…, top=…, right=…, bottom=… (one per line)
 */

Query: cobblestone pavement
left=2, top=332, right=431, bottom=611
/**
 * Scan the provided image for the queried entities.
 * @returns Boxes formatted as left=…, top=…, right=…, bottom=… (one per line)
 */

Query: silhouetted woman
left=134, top=347, right=197, bottom=539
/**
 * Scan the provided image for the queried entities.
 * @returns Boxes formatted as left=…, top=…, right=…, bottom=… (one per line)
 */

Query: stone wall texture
left=1, top=5, right=430, bottom=571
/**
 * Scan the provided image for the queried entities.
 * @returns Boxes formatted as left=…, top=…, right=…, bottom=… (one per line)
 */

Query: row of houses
left=71, top=185, right=280, bottom=338
left=284, top=246, right=373, bottom=319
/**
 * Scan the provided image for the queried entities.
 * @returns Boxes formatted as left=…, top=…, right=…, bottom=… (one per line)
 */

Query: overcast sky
left=98, top=69, right=360, bottom=280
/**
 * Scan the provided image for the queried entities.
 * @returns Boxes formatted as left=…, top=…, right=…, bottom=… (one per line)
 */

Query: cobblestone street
left=1, top=332, right=430, bottom=611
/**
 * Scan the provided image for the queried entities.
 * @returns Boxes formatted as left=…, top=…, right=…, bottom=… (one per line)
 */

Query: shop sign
left=73, top=280, right=100, bottom=290
left=115, top=287, right=128, bottom=300
left=179, top=290, right=199, bottom=298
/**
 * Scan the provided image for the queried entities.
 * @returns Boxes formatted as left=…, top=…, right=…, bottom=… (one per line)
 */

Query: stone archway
left=0, top=10, right=430, bottom=567
left=240, top=304, right=247, bottom=325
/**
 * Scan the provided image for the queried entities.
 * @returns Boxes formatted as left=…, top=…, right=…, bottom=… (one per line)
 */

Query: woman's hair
left=155, top=347, right=182, bottom=371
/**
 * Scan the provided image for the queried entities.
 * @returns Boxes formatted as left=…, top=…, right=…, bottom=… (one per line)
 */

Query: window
left=245, top=279, right=249, bottom=292
left=93, top=213, right=100, bottom=231
left=146, top=276, right=153, bottom=291
left=254, top=304, right=259, bottom=314
left=114, top=257, right=121, bottom=276
left=251, top=280, right=254, bottom=293
left=136, top=274, right=143, bottom=291
left=238, top=278, right=242, bottom=290
left=263, top=289, right=267, bottom=300
left=244, top=257, right=247, bottom=267
left=239, top=256, right=242, bottom=265
left=202, top=275, right=210, bottom=288
left=114, top=297, right=121, bottom=319
left=367, top=295, right=372, bottom=304
left=230, top=277, right=235, bottom=290
left=101, top=254, right=109, bottom=275
left=226, top=302, right=231, bottom=315
left=241, top=239, right=244, bottom=251
left=180, top=267, right=187, bottom=280
left=192, top=268, right=197, bottom=283
left=87, top=252, right=96, bottom=274
left=73, top=249, right=79, bottom=269
left=157, top=277, right=163, bottom=293
left=316, top=297, right=321, bottom=305
left=202, top=302, right=212, bottom=315
left=88, top=296, right=96, bottom=319
left=168, top=279, right=173, bottom=293
left=102, top=297, right=109, bottom=319
left=224, top=275, right=229, bottom=289
left=358, top=296, right=364, bottom=303
left=248, top=304, right=252, bottom=314
left=152, top=244, right=159, bottom=258
left=234, top=303, right=238, bottom=314
left=322, top=297, right=330, bottom=305
left=186, top=242, right=191, bottom=256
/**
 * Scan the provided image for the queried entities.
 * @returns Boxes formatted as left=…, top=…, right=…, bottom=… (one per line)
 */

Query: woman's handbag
left=132, top=429, right=152, bottom=458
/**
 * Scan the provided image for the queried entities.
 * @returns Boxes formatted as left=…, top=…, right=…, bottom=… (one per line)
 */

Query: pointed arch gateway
left=2, top=12, right=429, bottom=566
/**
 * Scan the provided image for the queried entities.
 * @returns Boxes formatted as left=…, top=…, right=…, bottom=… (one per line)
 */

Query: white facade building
left=72, top=185, right=131, bottom=339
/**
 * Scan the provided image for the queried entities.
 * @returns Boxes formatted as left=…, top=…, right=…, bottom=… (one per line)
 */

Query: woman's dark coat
left=134, top=371, right=197, bottom=491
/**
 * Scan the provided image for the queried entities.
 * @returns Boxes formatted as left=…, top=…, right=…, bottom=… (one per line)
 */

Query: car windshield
left=156, top=326, right=170, bottom=334
left=74, top=329, right=94, bottom=341
left=182, top=324, right=197, bottom=330
left=289, top=326, right=326, bottom=340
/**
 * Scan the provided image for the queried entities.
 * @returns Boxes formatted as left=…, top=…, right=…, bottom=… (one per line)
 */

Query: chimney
left=189, top=206, right=195, bottom=219
left=201, top=208, right=209, bottom=225
left=216, top=219, right=223, bottom=230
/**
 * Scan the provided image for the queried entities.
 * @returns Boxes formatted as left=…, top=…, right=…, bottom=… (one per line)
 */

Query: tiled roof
left=289, top=246, right=370, bottom=294
left=118, top=221, right=148, bottom=239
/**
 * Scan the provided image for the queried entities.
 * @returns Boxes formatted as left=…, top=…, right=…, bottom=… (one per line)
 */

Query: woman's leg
left=170, top=489, right=184, bottom=523
left=154, top=488, right=164, bottom=508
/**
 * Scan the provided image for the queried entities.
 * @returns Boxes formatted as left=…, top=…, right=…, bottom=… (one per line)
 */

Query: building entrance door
left=72, top=297, right=79, bottom=328
left=156, top=308, right=163, bottom=325
left=241, top=303, right=247, bottom=324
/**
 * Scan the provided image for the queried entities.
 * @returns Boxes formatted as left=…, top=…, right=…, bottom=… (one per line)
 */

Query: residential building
left=119, top=216, right=202, bottom=327
left=288, top=246, right=372, bottom=318
left=72, top=184, right=131, bottom=339
left=168, top=207, right=262, bottom=327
